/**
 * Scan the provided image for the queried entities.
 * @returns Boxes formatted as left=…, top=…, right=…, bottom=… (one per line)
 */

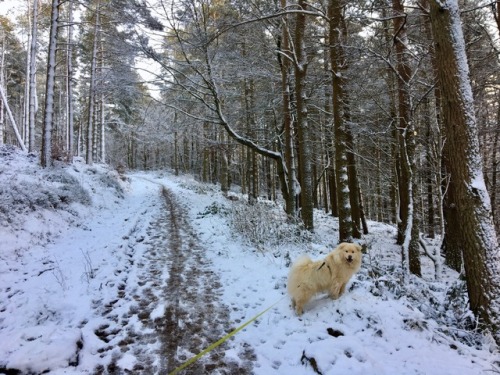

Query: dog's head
left=336, top=242, right=362, bottom=266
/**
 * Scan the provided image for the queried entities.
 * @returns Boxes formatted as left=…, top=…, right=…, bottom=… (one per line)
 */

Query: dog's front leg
left=338, top=283, right=346, bottom=297
left=328, top=284, right=341, bottom=299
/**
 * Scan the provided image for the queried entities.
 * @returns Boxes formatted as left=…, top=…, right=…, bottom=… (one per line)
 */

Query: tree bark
left=329, top=0, right=352, bottom=242
left=489, top=100, right=500, bottom=234
left=66, top=0, right=74, bottom=159
left=86, top=0, right=100, bottom=165
left=0, top=44, right=3, bottom=146
left=41, top=0, right=60, bottom=167
left=28, top=0, right=38, bottom=153
left=392, top=0, right=421, bottom=276
left=429, top=0, right=500, bottom=343
left=346, top=128, right=365, bottom=237
left=0, top=85, right=26, bottom=152
left=279, top=0, right=298, bottom=218
left=294, top=0, right=314, bottom=230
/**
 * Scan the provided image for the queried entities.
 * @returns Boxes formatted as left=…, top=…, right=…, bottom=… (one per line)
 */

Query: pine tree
left=41, top=0, right=60, bottom=167
left=429, top=0, right=500, bottom=343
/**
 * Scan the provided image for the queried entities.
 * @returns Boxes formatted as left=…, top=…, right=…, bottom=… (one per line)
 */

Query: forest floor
left=135, top=184, right=255, bottom=374
left=84, top=181, right=256, bottom=374
left=0, top=150, right=256, bottom=374
left=1, top=147, right=499, bottom=375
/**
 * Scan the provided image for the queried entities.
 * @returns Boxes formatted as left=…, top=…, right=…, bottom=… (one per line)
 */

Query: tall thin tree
left=28, top=0, right=38, bottom=153
left=329, top=0, right=352, bottom=242
left=86, top=0, right=100, bottom=165
left=41, top=0, right=60, bottom=167
left=0, top=31, right=5, bottom=147
left=392, top=0, right=421, bottom=276
left=294, top=0, right=314, bottom=230
left=429, top=0, right=500, bottom=343
left=278, top=0, right=298, bottom=218
left=66, top=0, right=74, bottom=158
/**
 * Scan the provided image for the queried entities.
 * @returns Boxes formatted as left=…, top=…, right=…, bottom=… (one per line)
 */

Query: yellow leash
left=168, top=296, right=286, bottom=375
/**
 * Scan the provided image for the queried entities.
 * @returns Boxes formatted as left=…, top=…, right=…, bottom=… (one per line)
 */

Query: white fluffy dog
left=287, top=242, right=362, bottom=315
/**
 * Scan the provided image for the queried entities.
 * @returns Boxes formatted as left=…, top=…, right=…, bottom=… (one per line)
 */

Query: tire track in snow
left=87, top=181, right=255, bottom=374
left=157, top=186, right=255, bottom=374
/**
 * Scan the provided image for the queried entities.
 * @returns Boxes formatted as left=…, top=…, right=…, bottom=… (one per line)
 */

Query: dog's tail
left=290, top=255, right=311, bottom=269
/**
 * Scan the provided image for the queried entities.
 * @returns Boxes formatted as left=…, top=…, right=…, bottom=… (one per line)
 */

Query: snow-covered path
left=157, top=186, right=254, bottom=374
left=1, top=153, right=498, bottom=375
left=1, top=173, right=167, bottom=373
left=1, top=167, right=256, bottom=374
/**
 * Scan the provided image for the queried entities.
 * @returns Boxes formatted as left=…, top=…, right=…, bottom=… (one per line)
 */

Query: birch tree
left=429, top=0, right=500, bottom=343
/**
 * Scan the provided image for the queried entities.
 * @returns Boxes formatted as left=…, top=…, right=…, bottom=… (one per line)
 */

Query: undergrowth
left=360, top=255, right=495, bottom=351
left=228, top=199, right=311, bottom=249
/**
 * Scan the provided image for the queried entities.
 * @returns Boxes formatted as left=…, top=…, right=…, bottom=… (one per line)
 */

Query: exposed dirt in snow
left=87, top=184, right=255, bottom=374
left=157, top=187, right=255, bottom=374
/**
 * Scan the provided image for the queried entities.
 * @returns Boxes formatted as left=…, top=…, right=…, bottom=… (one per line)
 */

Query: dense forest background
left=1, top=0, right=500, bottom=341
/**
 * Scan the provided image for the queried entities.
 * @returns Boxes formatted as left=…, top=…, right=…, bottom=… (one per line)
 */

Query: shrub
left=228, top=200, right=311, bottom=248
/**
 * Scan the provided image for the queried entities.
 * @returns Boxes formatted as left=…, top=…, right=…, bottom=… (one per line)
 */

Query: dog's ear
left=336, top=242, right=347, bottom=251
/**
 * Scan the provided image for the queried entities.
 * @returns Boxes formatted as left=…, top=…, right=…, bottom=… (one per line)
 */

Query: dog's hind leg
left=294, top=293, right=310, bottom=316
left=290, top=295, right=304, bottom=315
left=295, top=300, right=305, bottom=316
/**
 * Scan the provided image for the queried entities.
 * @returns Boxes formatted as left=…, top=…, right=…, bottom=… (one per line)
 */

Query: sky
left=0, top=0, right=164, bottom=99
left=0, top=0, right=24, bottom=17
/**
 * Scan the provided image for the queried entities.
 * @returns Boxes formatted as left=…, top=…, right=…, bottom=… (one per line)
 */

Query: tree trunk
left=392, top=0, right=421, bottom=276
left=29, top=0, right=38, bottom=153
left=0, top=85, right=25, bottom=151
left=41, top=0, right=60, bottom=167
left=242, top=64, right=258, bottom=203
left=381, top=7, right=399, bottom=226
left=99, top=91, right=105, bottom=162
left=66, top=0, right=74, bottom=159
left=86, top=0, right=100, bottom=165
left=0, top=38, right=5, bottom=146
left=490, top=101, right=500, bottom=233
left=441, top=166, right=462, bottom=271
left=329, top=0, right=352, bottom=242
left=279, top=5, right=298, bottom=217
left=429, top=0, right=500, bottom=343
left=320, top=30, right=338, bottom=219
left=220, top=132, right=229, bottom=193
left=424, top=99, right=435, bottom=238
left=294, top=0, right=314, bottom=230
left=346, top=129, right=364, bottom=238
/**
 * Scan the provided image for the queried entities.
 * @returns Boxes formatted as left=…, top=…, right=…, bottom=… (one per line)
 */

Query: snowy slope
left=0, top=146, right=498, bottom=374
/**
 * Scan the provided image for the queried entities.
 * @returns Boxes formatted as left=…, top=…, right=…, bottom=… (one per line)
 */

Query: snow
left=1, top=146, right=499, bottom=374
